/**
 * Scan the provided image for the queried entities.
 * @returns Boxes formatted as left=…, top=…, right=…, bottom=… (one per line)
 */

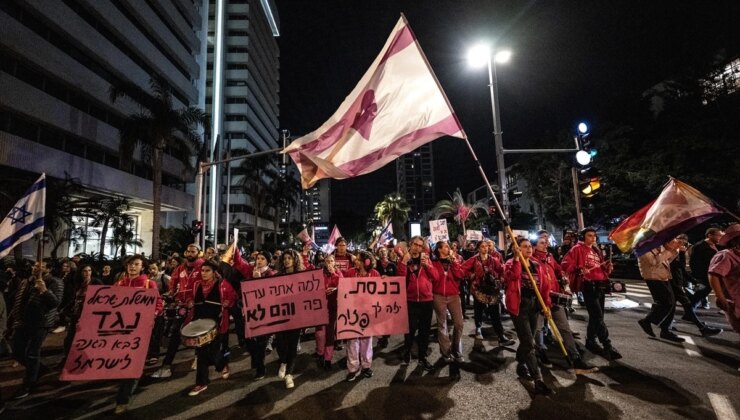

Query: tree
left=85, top=197, right=131, bottom=260
left=110, top=212, right=143, bottom=260
left=373, top=193, right=411, bottom=241
left=430, top=188, right=489, bottom=236
left=231, top=153, right=280, bottom=250
left=110, top=78, right=206, bottom=260
left=267, top=170, right=301, bottom=245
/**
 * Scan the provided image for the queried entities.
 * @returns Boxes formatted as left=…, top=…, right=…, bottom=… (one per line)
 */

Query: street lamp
left=468, top=44, right=512, bottom=219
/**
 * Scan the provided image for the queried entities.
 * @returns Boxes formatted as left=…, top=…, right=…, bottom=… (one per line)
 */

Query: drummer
left=184, top=259, right=236, bottom=396
left=532, top=237, right=594, bottom=372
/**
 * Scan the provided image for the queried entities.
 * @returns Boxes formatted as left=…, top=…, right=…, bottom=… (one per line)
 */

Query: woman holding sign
left=184, top=259, right=236, bottom=396
left=243, top=250, right=276, bottom=379
left=314, top=254, right=342, bottom=370
left=503, top=238, right=553, bottom=395
left=431, top=241, right=466, bottom=363
left=343, top=251, right=380, bottom=381
left=275, top=249, right=306, bottom=389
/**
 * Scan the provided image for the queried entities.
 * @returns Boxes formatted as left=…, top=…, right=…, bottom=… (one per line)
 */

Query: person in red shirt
left=152, top=244, right=203, bottom=379
left=431, top=241, right=466, bottom=364
left=113, top=255, right=162, bottom=414
left=184, top=259, right=236, bottom=396
left=332, top=237, right=354, bottom=275
left=314, top=254, right=342, bottom=370
left=397, top=236, right=437, bottom=370
left=504, top=239, right=552, bottom=395
left=343, top=251, right=380, bottom=381
left=561, top=228, right=621, bottom=360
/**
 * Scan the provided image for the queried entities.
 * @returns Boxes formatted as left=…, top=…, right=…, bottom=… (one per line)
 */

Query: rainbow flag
left=608, top=179, right=722, bottom=256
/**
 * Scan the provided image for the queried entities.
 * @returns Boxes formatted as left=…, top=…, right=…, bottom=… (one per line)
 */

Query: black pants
left=13, top=327, right=48, bottom=387
left=276, top=329, right=301, bottom=374
left=245, top=334, right=269, bottom=374
left=473, top=299, right=505, bottom=338
left=230, top=302, right=246, bottom=346
left=148, top=316, right=164, bottom=358
left=512, top=291, right=542, bottom=380
left=581, top=282, right=611, bottom=346
left=645, top=280, right=676, bottom=331
left=689, top=274, right=711, bottom=308
left=460, top=281, right=470, bottom=310
left=404, top=301, right=434, bottom=358
left=162, top=317, right=183, bottom=366
left=195, top=336, right=227, bottom=386
left=669, top=277, right=702, bottom=328
left=116, top=379, right=138, bottom=405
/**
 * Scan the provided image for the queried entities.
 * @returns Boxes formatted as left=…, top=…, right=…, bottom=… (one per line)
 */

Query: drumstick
left=195, top=300, right=223, bottom=306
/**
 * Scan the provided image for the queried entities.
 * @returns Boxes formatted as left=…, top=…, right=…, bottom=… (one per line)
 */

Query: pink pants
left=314, top=324, right=335, bottom=361
left=346, top=337, right=373, bottom=373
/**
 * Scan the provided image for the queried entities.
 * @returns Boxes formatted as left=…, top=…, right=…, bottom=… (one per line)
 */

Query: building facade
left=396, top=143, right=435, bottom=222
left=0, top=0, right=207, bottom=258
left=204, top=0, right=282, bottom=247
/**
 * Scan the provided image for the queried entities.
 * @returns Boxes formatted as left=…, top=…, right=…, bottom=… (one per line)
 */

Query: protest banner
left=466, top=230, right=483, bottom=241
left=241, top=269, right=328, bottom=338
left=337, top=276, right=408, bottom=339
left=60, top=285, right=158, bottom=381
left=429, top=219, right=450, bottom=242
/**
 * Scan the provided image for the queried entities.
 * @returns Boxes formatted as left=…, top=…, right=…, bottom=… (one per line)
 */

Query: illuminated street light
left=467, top=43, right=511, bottom=218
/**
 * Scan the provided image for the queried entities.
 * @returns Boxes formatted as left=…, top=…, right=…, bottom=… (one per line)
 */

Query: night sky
left=275, top=0, right=737, bottom=220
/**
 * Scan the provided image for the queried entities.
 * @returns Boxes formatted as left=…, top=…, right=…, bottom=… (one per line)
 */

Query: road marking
left=643, top=302, right=653, bottom=308
left=708, top=393, right=739, bottom=420
left=678, top=335, right=701, bottom=357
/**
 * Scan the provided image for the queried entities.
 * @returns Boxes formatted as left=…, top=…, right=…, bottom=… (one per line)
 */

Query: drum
left=550, top=292, right=573, bottom=308
left=181, top=318, right=218, bottom=347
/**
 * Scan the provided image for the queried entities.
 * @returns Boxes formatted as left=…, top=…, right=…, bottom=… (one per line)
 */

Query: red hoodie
left=503, top=259, right=552, bottom=316
left=431, top=259, right=465, bottom=297
left=397, top=254, right=437, bottom=302
left=185, top=276, right=237, bottom=334
left=116, top=273, right=164, bottom=316
left=561, top=242, right=611, bottom=292
left=169, top=259, right=204, bottom=303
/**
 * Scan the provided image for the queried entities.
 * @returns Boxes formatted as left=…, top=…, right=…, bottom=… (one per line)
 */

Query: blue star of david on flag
left=0, top=173, right=46, bottom=258
left=8, top=205, right=32, bottom=225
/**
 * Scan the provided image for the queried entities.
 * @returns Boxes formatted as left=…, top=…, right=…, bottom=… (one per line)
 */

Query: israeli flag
left=377, top=222, right=394, bottom=248
left=0, top=173, right=46, bottom=258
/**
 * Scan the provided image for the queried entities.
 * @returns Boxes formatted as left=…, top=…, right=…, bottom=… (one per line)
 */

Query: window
left=227, top=63, right=248, bottom=70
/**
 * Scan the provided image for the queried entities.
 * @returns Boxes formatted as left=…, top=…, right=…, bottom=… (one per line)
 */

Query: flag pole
left=463, top=138, right=568, bottom=359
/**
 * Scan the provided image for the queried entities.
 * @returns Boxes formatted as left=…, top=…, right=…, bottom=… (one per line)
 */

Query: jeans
left=644, top=280, right=676, bottom=330
left=13, top=326, right=49, bottom=386
left=148, top=316, right=164, bottom=358
left=433, top=294, right=464, bottom=356
left=162, top=317, right=184, bottom=366
left=512, top=291, right=542, bottom=380
left=276, top=329, right=301, bottom=374
left=195, top=336, right=228, bottom=386
left=245, top=335, right=269, bottom=374
left=404, top=301, right=434, bottom=358
left=473, top=300, right=505, bottom=338
left=581, top=281, right=611, bottom=346
left=536, top=306, right=579, bottom=357
left=669, top=277, right=702, bottom=328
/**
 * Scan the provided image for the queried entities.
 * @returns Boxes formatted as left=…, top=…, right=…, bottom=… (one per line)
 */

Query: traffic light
left=579, top=168, right=601, bottom=197
left=191, top=220, right=203, bottom=236
left=575, top=122, right=596, bottom=167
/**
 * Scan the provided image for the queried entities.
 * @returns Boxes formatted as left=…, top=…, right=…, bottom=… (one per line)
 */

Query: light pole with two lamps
left=467, top=45, right=512, bottom=219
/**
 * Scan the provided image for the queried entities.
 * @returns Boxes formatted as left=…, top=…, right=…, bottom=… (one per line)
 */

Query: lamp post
left=468, top=46, right=512, bottom=219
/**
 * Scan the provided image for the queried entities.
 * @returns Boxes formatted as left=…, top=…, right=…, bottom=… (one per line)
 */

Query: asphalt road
left=1, top=279, right=738, bottom=420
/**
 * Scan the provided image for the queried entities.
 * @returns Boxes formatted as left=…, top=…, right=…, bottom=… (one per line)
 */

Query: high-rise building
left=0, top=0, right=207, bottom=257
left=396, top=143, right=435, bottom=221
left=205, top=0, right=281, bottom=246
left=304, top=179, right=331, bottom=223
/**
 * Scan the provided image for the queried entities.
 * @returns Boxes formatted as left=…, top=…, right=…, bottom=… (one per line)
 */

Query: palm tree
left=110, top=78, right=206, bottom=260
left=373, top=192, right=411, bottom=241
left=110, top=212, right=143, bottom=259
left=431, top=188, right=488, bottom=236
left=267, top=171, right=301, bottom=245
left=231, top=152, right=280, bottom=249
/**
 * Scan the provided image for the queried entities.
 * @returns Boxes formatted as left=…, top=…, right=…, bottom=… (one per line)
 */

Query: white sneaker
left=296, top=342, right=301, bottom=352
left=151, top=367, right=172, bottom=378
left=285, top=374, right=294, bottom=389
left=474, top=328, right=483, bottom=340
left=278, top=363, right=287, bottom=379
left=191, top=357, right=197, bottom=371
left=52, top=326, right=66, bottom=334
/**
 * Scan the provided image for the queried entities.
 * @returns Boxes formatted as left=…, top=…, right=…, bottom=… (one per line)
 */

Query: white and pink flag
left=284, top=15, right=466, bottom=189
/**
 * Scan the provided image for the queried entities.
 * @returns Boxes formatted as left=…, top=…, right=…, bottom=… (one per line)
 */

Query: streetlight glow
left=575, top=150, right=592, bottom=166
left=467, top=44, right=490, bottom=68
left=494, top=50, right=512, bottom=64
left=577, top=122, right=589, bottom=134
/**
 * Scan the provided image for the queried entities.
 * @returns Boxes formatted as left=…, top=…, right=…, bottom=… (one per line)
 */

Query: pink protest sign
left=241, top=269, right=328, bottom=338
left=60, top=285, right=158, bottom=381
left=337, top=276, right=408, bottom=339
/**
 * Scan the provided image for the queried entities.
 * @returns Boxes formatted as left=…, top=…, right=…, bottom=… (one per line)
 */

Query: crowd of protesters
left=0, top=223, right=737, bottom=415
